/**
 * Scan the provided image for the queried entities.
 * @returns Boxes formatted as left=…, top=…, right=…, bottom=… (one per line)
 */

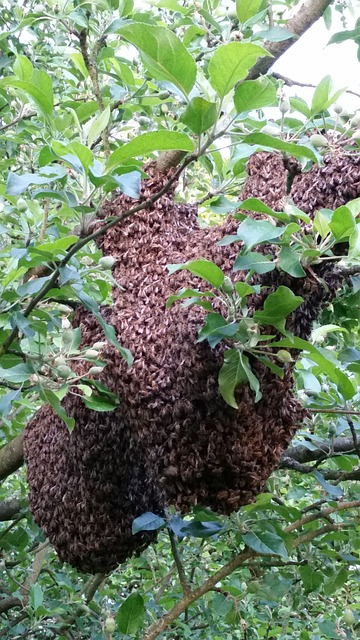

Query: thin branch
left=308, top=408, right=360, bottom=416
left=141, top=548, right=255, bottom=640
left=346, top=414, right=360, bottom=457
left=267, top=0, right=274, bottom=28
left=20, top=544, right=48, bottom=606
left=39, top=199, right=50, bottom=242
left=285, top=500, right=360, bottom=533
left=79, top=29, right=110, bottom=157
left=271, top=72, right=360, bottom=99
left=168, top=528, right=191, bottom=596
left=280, top=456, right=360, bottom=480
left=293, top=523, right=344, bottom=547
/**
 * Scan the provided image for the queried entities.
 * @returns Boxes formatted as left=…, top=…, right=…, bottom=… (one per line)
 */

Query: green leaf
left=299, top=565, right=324, bottom=594
left=278, top=247, right=306, bottom=277
left=243, top=132, right=318, bottom=162
left=6, top=166, right=67, bottom=196
left=234, top=77, right=277, bottom=113
left=198, top=313, right=239, bottom=348
left=235, top=282, right=255, bottom=298
left=0, top=389, right=21, bottom=417
left=255, top=26, right=295, bottom=42
left=272, top=337, right=355, bottom=400
left=0, top=70, right=53, bottom=118
left=329, top=206, right=355, bottom=241
left=13, top=54, right=33, bottom=81
left=166, top=288, right=215, bottom=308
left=181, top=97, right=218, bottom=135
left=116, top=593, right=145, bottom=635
left=290, top=96, right=311, bottom=118
left=29, top=584, right=43, bottom=613
left=73, top=287, right=133, bottom=366
left=132, top=512, right=165, bottom=534
left=119, top=23, right=196, bottom=96
left=236, top=0, right=263, bottom=22
left=254, top=286, right=303, bottom=333
left=218, top=350, right=261, bottom=407
left=167, top=259, right=225, bottom=287
left=237, top=197, right=289, bottom=222
left=209, top=42, right=268, bottom=98
left=212, top=592, right=233, bottom=617
left=180, top=520, right=225, bottom=538
left=107, top=131, right=193, bottom=171
left=328, top=27, right=360, bottom=45
left=323, top=567, right=348, bottom=596
left=235, top=217, right=285, bottom=251
left=313, top=470, right=343, bottom=498
left=0, top=363, right=34, bottom=384
left=69, top=52, right=89, bottom=78
left=242, top=530, right=288, bottom=559
left=233, top=251, right=275, bottom=274
left=87, top=106, right=110, bottom=148
left=83, top=393, right=120, bottom=411
left=311, top=75, right=346, bottom=115
left=17, top=276, right=52, bottom=298
left=40, top=389, right=75, bottom=432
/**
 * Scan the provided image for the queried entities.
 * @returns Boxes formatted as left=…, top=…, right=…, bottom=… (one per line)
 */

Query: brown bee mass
left=24, top=151, right=360, bottom=573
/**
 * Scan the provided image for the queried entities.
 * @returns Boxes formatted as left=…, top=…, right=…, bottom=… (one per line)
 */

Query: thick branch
left=0, top=596, right=22, bottom=615
left=0, top=498, right=24, bottom=521
left=247, top=0, right=334, bottom=79
left=281, top=437, right=357, bottom=464
left=0, top=434, right=24, bottom=482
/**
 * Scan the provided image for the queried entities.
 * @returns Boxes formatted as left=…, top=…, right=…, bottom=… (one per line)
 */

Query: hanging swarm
left=24, top=151, right=359, bottom=573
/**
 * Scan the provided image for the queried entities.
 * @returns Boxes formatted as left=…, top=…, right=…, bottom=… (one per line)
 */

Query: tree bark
left=0, top=434, right=24, bottom=482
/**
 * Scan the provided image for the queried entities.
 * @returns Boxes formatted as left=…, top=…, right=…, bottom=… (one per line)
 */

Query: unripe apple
left=104, top=617, right=116, bottom=634
left=309, top=134, right=328, bottom=148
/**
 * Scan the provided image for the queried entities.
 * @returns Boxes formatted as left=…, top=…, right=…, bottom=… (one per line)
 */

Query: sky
left=272, top=8, right=360, bottom=112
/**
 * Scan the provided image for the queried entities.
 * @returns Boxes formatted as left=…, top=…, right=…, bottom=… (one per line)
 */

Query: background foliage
left=1, top=0, right=360, bottom=638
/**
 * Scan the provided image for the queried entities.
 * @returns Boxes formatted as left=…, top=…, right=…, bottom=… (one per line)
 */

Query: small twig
left=346, top=414, right=360, bottom=456
left=267, top=0, right=274, bottom=28
left=280, top=456, right=360, bottom=480
left=285, top=500, right=360, bottom=533
left=0, top=612, right=28, bottom=637
left=21, top=543, right=48, bottom=605
left=39, top=199, right=49, bottom=242
left=293, top=524, right=343, bottom=547
left=79, top=29, right=110, bottom=157
left=168, top=528, right=190, bottom=596
left=271, top=72, right=360, bottom=99
left=308, top=408, right=360, bottom=416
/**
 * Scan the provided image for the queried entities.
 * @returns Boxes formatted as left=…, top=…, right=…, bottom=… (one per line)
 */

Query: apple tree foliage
left=0, top=0, right=360, bottom=638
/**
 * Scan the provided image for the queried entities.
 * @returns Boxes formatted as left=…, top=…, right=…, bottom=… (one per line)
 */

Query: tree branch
left=247, top=0, right=334, bottom=80
left=0, top=596, right=22, bottom=615
left=168, top=528, right=191, bottom=596
left=0, top=434, right=24, bottom=482
left=0, top=498, right=25, bottom=521
left=141, top=548, right=255, bottom=640
left=271, top=72, right=360, bottom=99
left=285, top=500, right=360, bottom=533
left=281, top=437, right=357, bottom=464
left=280, top=456, right=360, bottom=480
